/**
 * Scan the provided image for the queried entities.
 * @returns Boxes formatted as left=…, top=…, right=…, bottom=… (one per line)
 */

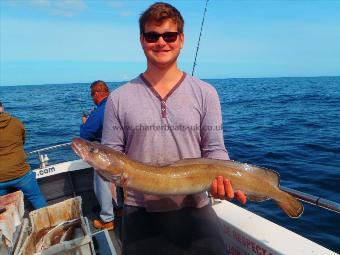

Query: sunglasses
left=143, top=32, right=179, bottom=43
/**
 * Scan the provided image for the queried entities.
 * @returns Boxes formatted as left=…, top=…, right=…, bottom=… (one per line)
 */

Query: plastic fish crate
left=18, top=197, right=95, bottom=255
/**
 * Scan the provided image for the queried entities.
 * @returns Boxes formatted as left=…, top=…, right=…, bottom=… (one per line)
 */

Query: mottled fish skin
left=72, top=138, right=304, bottom=218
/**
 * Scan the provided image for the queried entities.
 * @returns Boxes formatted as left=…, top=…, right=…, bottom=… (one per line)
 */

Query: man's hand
left=82, top=116, right=88, bottom=124
left=211, top=176, right=247, bottom=204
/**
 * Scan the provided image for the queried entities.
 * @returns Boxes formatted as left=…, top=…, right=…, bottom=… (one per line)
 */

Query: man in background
left=80, top=80, right=118, bottom=230
left=0, top=101, right=47, bottom=209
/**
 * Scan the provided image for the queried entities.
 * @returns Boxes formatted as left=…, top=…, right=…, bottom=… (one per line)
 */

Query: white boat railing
left=27, top=142, right=71, bottom=168
left=27, top=142, right=72, bottom=155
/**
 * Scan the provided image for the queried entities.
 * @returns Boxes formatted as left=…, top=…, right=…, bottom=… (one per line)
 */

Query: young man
left=0, top=101, right=47, bottom=209
left=80, top=81, right=118, bottom=231
left=102, top=3, right=246, bottom=254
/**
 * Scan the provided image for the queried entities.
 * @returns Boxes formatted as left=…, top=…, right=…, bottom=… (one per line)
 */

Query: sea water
left=1, top=76, right=339, bottom=252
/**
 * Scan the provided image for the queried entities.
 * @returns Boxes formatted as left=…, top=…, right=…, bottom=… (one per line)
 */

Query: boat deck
left=79, top=190, right=122, bottom=255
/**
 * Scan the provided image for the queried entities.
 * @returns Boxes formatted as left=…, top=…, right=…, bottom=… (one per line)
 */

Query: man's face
left=140, top=19, right=184, bottom=69
left=91, top=90, right=99, bottom=105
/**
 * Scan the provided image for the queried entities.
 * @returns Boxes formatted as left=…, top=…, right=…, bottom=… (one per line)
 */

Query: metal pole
left=281, top=186, right=340, bottom=214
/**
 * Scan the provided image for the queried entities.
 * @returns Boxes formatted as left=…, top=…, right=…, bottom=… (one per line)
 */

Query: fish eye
left=89, top=147, right=98, bottom=153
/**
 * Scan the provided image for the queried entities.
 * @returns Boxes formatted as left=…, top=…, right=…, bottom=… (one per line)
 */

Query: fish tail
left=275, top=191, right=304, bottom=218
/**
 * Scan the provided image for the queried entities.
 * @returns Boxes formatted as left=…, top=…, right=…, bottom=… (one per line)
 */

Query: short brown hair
left=139, top=2, right=184, bottom=33
left=90, top=80, right=109, bottom=94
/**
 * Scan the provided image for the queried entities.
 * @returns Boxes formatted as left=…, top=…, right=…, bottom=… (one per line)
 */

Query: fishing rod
left=192, top=0, right=209, bottom=76
left=281, top=187, right=340, bottom=214
left=79, top=96, right=89, bottom=118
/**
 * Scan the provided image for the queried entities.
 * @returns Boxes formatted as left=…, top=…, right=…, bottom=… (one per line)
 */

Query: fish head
left=71, top=138, right=120, bottom=173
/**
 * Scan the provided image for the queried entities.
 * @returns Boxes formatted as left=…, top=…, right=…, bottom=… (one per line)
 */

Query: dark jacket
left=0, top=113, right=30, bottom=182
left=80, top=98, right=107, bottom=142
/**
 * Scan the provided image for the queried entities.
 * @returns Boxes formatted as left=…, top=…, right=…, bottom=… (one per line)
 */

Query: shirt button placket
left=161, top=100, right=166, bottom=118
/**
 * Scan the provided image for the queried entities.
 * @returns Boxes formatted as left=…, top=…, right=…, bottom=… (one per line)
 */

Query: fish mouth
left=71, top=138, right=87, bottom=159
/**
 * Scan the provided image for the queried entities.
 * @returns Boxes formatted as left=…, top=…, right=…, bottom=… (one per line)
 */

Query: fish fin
left=276, top=192, right=304, bottom=218
left=246, top=194, right=270, bottom=202
left=249, top=165, right=280, bottom=186
left=170, top=158, right=216, bottom=167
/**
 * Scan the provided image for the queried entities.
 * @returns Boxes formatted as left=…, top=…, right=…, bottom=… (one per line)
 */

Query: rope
left=192, top=0, right=210, bottom=76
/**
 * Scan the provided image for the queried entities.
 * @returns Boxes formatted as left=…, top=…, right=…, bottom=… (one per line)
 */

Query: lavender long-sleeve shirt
left=102, top=73, right=229, bottom=211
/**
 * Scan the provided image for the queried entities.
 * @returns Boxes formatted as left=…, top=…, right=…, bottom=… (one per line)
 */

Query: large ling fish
left=71, top=138, right=303, bottom=218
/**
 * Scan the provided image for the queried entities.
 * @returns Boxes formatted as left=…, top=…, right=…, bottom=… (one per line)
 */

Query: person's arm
left=18, top=119, right=26, bottom=145
left=200, top=86, right=228, bottom=160
left=22, top=125, right=26, bottom=145
left=101, top=93, right=125, bottom=152
left=201, top=86, right=247, bottom=204
left=80, top=110, right=101, bottom=141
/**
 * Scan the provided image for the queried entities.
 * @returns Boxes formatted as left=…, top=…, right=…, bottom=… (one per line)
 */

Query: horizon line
left=1, top=74, right=339, bottom=87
